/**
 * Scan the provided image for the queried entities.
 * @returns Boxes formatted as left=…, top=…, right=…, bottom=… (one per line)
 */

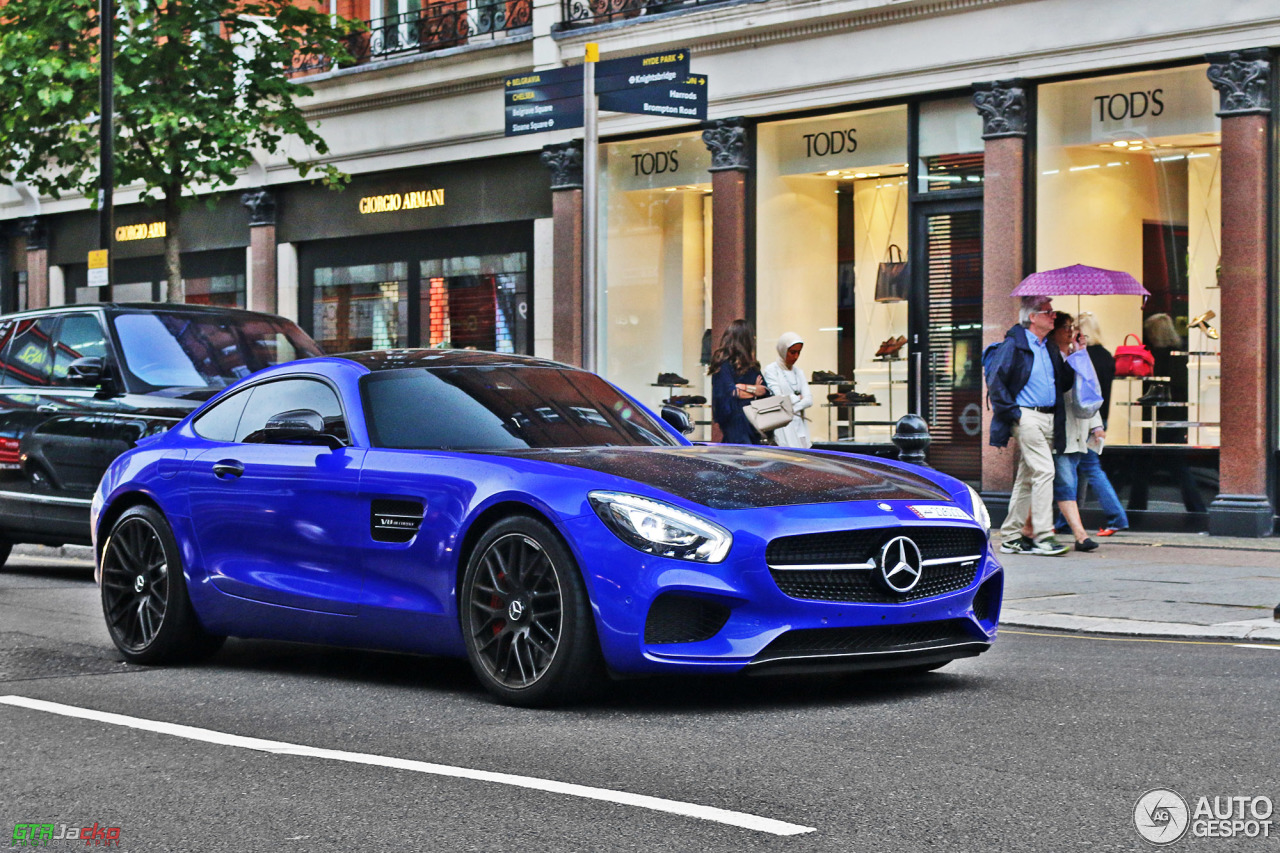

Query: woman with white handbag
left=762, top=331, right=813, bottom=448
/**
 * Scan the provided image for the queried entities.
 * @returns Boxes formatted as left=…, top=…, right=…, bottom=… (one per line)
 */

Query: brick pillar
left=241, top=190, right=277, bottom=314
left=20, top=218, right=49, bottom=309
left=973, top=80, right=1029, bottom=497
left=541, top=141, right=584, bottom=367
left=701, top=118, right=750, bottom=341
left=1206, top=50, right=1275, bottom=536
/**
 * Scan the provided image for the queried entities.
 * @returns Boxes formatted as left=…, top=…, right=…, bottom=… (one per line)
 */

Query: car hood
left=485, top=445, right=953, bottom=510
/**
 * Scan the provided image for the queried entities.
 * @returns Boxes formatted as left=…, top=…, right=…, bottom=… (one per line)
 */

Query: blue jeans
left=1056, top=449, right=1129, bottom=531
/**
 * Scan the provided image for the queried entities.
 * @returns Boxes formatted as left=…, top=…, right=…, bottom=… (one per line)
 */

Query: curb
left=1002, top=609, right=1280, bottom=643
left=12, top=544, right=94, bottom=561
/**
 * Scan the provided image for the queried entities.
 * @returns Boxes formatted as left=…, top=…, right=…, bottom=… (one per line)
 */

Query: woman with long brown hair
left=708, top=319, right=767, bottom=444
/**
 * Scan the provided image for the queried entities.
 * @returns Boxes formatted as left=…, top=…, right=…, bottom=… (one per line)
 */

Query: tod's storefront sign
left=358, top=188, right=446, bottom=214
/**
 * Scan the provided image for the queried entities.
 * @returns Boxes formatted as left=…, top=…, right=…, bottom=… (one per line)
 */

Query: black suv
left=0, top=303, right=322, bottom=560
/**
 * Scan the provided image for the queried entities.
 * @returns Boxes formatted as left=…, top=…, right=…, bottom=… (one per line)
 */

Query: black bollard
left=891, top=413, right=931, bottom=467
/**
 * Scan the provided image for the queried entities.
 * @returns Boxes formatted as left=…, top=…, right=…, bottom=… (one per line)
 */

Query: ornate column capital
left=972, top=80, right=1029, bottom=139
left=1207, top=49, right=1272, bottom=117
left=541, top=140, right=583, bottom=190
left=19, top=217, right=47, bottom=251
left=241, top=189, right=277, bottom=227
left=701, top=117, right=750, bottom=172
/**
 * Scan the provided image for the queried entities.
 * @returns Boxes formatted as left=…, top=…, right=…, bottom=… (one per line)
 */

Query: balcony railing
left=560, top=0, right=725, bottom=27
left=293, top=0, right=532, bottom=76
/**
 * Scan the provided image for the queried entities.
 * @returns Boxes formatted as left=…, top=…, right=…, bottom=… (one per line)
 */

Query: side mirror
left=659, top=404, right=694, bottom=436
left=67, top=357, right=105, bottom=386
left=261, top=408, right=344, bottom=449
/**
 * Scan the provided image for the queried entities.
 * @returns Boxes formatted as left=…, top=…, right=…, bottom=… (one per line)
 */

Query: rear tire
left=100, top=505, right=225, bottom=664
left=460, top=516, right=602, bottom=707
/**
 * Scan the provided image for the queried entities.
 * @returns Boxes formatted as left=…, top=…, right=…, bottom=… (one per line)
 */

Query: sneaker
left=999, top=536, right=1034, bottom=554
left=1075, top=538, right=1099, bottom=552
left=656, top=372, right=689, bottom=386
left=1028, top=537, right=1069, bottom=556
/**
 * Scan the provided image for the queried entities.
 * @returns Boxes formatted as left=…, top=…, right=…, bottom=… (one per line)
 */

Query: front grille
left=765, top=525, right=986, bottom=603
left=771, top=561, right=979, bottom=603
left=644, top=595, right=731, bottom=645
left=766, top=525, right=987, bottom=565
left=754, top=619, right=982, bottom=663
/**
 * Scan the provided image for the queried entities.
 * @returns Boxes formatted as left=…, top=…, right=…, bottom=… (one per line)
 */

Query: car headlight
left=965, top=484, right=992, bottom=531
left=588, top=491, right=732, bottom=563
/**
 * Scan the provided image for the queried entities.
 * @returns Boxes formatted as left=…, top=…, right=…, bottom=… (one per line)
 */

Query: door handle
left=212, top=459, right=245, bottom=479
left=37, top=404, right=58, bottom=413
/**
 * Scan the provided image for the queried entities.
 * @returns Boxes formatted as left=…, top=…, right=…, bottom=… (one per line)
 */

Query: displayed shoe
left=664, top=394, right=706, bottom=406
left=811, top=370, right=847, bottom=383
left=827, top=393, right=849, bottom=404
left=656, top=372, right=689, bottom=386
left=1028, top=537, right=1069, bottom=556
left=999, top=536, right=1035, bottom=555
left=847, top=392, right=877, bottom=404
left=1074, top=538, right=1099, bottom=552
left=878, top=336, right=908, bottom=359
left=1135, top=385, right=1169, bottom=406
left=1189, top=309, right=1220, bottom=340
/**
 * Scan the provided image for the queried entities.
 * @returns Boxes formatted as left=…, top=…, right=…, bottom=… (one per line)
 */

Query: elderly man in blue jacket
left=986, top=295, right=1074, bottom=556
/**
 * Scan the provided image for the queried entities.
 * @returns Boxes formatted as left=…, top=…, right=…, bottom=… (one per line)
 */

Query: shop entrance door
left=911, top=200, right=983, bottom=484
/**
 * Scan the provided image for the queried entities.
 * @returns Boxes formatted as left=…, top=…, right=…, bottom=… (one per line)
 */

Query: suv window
left=111, top=311, right=322, bottom=391
left=51, top=314, right=109, bottom=386
left=192, top=389, right=252, bottom=442
left=0, top=318, right=57, bottom=386
left=235, top=379, right=348, bottom=444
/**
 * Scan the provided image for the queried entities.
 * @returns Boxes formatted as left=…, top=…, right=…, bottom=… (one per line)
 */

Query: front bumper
left=560, top=502, right=1002, bottom=675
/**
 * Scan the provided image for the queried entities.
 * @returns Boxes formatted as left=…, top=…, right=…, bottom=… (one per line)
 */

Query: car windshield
left=112, top=312, right=323, bottom=391
left=362, top=366, right=678, bottom=450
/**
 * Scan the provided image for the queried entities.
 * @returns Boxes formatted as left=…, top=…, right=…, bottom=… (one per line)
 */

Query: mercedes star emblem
left=878, top=536, right=923, bottom=594
left=507, top=599, right=526, bottom=622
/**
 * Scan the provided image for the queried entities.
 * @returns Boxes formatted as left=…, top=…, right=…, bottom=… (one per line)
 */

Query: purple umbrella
left=1011, top=264, right=1149, bottom=297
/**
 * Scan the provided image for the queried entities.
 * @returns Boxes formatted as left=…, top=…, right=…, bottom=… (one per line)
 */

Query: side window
left=192, top=390, right=251, bottom=443
left=0, top=318, right=57, bottom=387
left=51, top=314, right=109, bottom=386
left=234, top=378, right=348, bottom=444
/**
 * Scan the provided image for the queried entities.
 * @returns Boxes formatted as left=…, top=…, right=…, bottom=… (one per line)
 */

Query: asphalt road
left=3, top=554, right=1278, bottom=852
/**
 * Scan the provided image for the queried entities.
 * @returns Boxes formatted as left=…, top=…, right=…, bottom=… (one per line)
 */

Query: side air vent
left=371, top=499, right=424, bottom=543
left=644, top=594, right=731, bottom=645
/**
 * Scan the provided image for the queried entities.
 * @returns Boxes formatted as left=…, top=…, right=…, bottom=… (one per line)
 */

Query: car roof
left=0, top=302, right=293, bottom=322
left=333, top=349, right=576, bottom=372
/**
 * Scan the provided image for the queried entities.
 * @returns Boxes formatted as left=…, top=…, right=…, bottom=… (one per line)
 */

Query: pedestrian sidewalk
left=997, top=532, right=1280, bottom=642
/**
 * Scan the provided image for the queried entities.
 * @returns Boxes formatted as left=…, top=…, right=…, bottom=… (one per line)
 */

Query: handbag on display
left=1114, top=333, right=1155, bottom=378
left=744, top=394, right=794, bottom=436
left=875, top=244, right=910, bottom=303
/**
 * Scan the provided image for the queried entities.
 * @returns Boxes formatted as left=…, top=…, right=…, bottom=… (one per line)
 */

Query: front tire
left=460, top=516, right=602, bottom=706
left=100, top=505, right=224, bottom=664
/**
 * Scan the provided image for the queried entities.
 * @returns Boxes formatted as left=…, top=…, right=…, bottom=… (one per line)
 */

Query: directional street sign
left=502, top=48, right=699, bottom=135
left=595, top=49, right=689, bottom=81
left=505, top=97, right=584, bottom=136
left=599, top=74, right=707, bottom=121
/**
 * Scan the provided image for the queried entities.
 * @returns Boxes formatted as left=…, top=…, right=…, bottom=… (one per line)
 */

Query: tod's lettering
left=803, top=129, right=858, bottom=158
left=1093, top=89, right=1165, bottom=121
left=632, top=150, right=679, bottom=176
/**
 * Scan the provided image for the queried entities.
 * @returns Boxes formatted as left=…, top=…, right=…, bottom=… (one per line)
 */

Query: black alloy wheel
left=100, top=505, right=224, bottom=665
left=461, top=516, right=602, bottom=706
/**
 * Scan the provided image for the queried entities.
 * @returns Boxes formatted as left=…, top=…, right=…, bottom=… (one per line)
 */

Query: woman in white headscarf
left=762, top=331, right=813, bottom=448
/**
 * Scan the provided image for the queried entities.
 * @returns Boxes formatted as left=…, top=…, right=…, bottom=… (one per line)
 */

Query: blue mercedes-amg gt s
left=93, top=349, right=1001, bottom=706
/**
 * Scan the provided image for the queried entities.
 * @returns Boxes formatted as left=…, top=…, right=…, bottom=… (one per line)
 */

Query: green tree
left=0, top=0, right=360, bottom=301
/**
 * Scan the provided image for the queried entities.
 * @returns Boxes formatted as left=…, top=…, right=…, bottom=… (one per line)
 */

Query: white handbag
left=744, top=395, right=794, bottom=436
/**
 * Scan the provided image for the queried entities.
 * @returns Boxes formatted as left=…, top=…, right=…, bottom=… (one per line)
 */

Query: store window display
left=756, top=106, right=909, bottom=443
left=1037, top=65, right=1221, bottom=514
left=600, top=132, right=712, bottom=427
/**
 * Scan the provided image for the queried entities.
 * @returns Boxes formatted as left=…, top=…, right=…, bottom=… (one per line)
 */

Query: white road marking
left=0, top=695, right=814, bottom=837
left=1233, top=644, right=1280, bottom=650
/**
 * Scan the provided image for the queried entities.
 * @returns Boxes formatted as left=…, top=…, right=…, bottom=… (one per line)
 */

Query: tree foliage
left=0, top=0, right=360, bottom=299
